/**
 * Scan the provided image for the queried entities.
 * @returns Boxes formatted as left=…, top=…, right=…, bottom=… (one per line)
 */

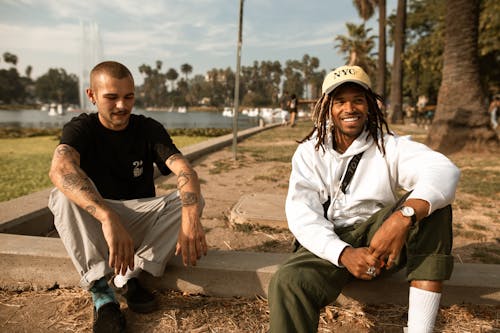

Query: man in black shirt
left=48, top=61, right=206, bottom=333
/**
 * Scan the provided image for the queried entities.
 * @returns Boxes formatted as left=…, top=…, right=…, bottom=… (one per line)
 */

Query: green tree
left=241, top=60, right=282, bottom=106
left=403, top=0, right=499, bottom=105
left=403, top=0, right=444, bottom=105
left=188, top=74, right=211, bottom=106
left=299, top=54, right=320, bottom=99
left=352, top=0, right=387, bottom=99
left=25, top=65, right=33, bottom=78
left=35, top=68, right=79, bottom=104
left=282, top=60, right=304, bottom=99
left=427, top=0, right=497, bottom=152
left=165, top=68, right=179, bottom=92
left=2, top=52, right=18, bottom=66
left=0, top=68, right=24, bottom=103
left=180, top=63, right=193, bottom=81
left=478, top=0, right=500, bottom=96
left=138, top=62, right=167, bottom=107
left=335, top=23, right=377, bottom=75
left=206, top=68, right=228, bottom=107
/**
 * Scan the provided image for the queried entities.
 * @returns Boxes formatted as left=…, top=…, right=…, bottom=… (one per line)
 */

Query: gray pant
left=49, top=189, right=194, bottom=290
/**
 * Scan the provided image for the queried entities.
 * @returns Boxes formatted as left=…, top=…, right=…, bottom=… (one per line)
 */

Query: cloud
left=0, top=23, right=80, bottom=54
left=0, top=0, right=395, bottom=81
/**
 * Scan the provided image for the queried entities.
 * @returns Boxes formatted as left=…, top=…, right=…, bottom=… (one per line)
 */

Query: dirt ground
left=0, top=122, right=499, bottom=332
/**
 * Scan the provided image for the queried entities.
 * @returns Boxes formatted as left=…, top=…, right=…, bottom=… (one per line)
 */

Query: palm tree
left=301, top=54, right=320, bottom=99
left=335, top=23, right=377, bottom=75
left=352, top=0, right=387, bottom=100
left=2, top=52, right=18, bottom=66
left=388, top=0, right=406, bottom=124
left=427, top=0, right=497, bottom=153
left=180, top=63, right=193, bottom=81
left=165, top=68, right=179, bottom=92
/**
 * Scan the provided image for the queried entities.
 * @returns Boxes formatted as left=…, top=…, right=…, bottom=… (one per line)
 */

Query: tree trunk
left=376, top=0, right=386, bottom=100
left=426, top=0, right=498, bottom=153
left=348, top=51, right=358, bottom=66
left=389, top=0, right=406, bottom=124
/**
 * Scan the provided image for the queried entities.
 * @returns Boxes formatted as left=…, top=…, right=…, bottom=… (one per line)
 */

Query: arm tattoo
left=62, top=173, right=102, bottom=205
left=56, top=145, right=73, bottom=156
left=177, top=170, right=194, bottom=189
left=62, top=173, right=83, bottom=191
left=167, top=153, right=184, bottom=166
left=180, top=191, right=198, bottom=207
left=85, top=205, right=97, bottom=216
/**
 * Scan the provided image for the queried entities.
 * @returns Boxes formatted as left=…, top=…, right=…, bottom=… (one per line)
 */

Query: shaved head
left=90, top=61, right=134, bottom=90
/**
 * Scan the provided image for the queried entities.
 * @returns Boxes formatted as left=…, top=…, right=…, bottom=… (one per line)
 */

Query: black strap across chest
left=340, top=152, right=364, bottom=194
left=322, top=151, right=364, bottom=219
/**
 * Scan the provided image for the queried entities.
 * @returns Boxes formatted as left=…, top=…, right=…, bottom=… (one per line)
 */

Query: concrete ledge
left=0, top=233, right=498, bottom=305
left=180, top=123, right=280, bottom=162
left=230, top=193, right=287, bottom=228
left=0, top=188, right=54, bottom=236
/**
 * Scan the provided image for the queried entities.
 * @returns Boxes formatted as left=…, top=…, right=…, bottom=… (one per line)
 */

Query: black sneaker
left=93, top=302, right=126, bottom=333
left=122, top=278, right=158, bottom=313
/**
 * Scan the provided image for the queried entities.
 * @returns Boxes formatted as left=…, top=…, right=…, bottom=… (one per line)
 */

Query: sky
left=0, top=0, right=397, bottom=84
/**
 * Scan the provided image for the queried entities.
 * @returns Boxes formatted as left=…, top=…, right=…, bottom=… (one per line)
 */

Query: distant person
left=280, top=91, right=291, bottom=112
left=48, top=61, right=207, bottom=333
left=489, top=95, right=499, bottom=130
left=268, top=65, right=460, bottom=333
left=289, top=93, right=298, bottom=127
left=416, top=95, right=429, bottom=125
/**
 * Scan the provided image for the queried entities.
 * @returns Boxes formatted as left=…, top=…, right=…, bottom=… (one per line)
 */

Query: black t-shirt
left=60, top=113, right=180, bottom=200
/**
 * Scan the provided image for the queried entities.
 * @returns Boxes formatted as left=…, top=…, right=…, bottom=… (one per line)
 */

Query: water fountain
left=79, top=20, right=103, bottom=111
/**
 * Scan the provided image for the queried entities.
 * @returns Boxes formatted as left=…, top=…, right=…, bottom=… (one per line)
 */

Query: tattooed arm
left=166, top=153, right=207, bottom=266
left=48, top=144, right=134, bottom=275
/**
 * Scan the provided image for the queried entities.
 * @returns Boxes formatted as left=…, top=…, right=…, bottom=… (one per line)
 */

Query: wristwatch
left=400, top=206, right=417, bottom=226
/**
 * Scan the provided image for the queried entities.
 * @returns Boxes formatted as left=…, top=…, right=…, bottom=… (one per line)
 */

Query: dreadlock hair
left=298, top=83, right=392, bottom=155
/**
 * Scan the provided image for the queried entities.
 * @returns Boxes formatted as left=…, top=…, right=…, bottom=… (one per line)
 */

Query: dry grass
left=1, top=289, right=498, bottom=332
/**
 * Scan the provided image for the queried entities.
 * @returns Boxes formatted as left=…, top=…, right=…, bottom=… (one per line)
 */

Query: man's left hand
left=175, top=205, right=207, bottom=266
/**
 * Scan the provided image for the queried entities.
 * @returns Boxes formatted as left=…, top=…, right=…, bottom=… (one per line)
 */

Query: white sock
left=407, top=286, right=441, bottom=333
left=113, top=266, right=142, bottom=288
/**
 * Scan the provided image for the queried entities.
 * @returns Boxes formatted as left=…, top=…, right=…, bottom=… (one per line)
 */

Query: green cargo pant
left=268, top=198, right=453, bottom=333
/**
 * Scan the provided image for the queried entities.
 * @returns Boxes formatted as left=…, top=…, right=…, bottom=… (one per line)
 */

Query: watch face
left=401, top=206, right=415, bottom=217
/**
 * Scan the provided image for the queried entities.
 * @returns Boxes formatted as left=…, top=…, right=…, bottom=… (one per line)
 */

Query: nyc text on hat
left=322, top=65, right=371, bottom=95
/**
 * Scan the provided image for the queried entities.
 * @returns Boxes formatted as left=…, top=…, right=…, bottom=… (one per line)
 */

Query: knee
left=269, top=264, right=324, bottom=302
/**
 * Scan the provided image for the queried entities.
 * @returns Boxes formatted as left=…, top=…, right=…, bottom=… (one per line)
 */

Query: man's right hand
left=101, top=213, right=135, bottom=276
left=339, top=246, right=382, bottom=280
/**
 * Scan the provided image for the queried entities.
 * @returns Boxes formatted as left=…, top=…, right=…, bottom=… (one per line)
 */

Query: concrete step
left=0, top=233, right=498, bottom=305
left=230, top=193, right=287, bottom=228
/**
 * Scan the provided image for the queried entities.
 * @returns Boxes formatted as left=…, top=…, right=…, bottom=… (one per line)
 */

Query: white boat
left=57, top=104, right=65, bottom=115
left=48, top=103, right=57, bottom=116
left=247, top=108, right=259, bottom=117
left=177, top=106, right=187, bottom=113
left=222, top=107, right=234, bottom=117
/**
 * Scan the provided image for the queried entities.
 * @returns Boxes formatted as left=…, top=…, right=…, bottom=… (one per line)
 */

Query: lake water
left=0, top=109, right=264, bottom=129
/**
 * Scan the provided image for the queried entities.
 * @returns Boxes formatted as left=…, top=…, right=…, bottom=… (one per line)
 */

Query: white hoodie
left=286, top=130, right=460, bottom=267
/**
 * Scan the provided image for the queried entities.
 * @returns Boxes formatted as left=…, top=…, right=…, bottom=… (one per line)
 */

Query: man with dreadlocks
left=268, top=65, right=460, bottom=333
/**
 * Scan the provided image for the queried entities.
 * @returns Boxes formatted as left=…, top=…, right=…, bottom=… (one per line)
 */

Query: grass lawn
left=0, top=135, right=209, bottom=202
